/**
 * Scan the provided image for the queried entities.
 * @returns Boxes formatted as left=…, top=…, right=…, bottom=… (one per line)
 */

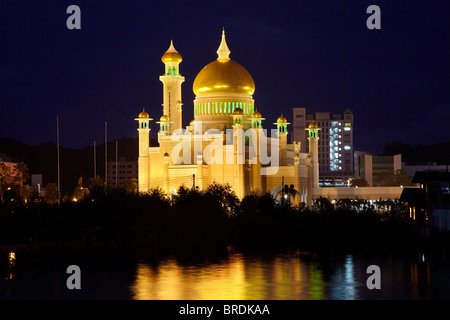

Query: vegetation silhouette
left=0, top=181, right=420, bottom=253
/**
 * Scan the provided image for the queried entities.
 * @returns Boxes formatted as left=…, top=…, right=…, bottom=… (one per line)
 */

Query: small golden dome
left=161, top=40, right=182, bottom=63
left=160, top=115, right=170, bottom=121
left=233, top=107, right=244, bottom=115
left=252, top=111, right=262, bottom=118
left=139, top=110, right=150, bottom=118
left=308, top=122, right=318, bottom=128
left=277, top=115, right=287, bottom=123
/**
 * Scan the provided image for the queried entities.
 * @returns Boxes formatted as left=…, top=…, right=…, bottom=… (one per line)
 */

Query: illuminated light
left=72, top=197, right=78, bottom=202
left=344, top=127, right=351, bottom=131
left=345, top=123, right=351, bottom=127
left=213, top=85, right=230, bottom=89
left=9, top=251, right=16, bottom=262
left=344, top=146, right=351, bottom=150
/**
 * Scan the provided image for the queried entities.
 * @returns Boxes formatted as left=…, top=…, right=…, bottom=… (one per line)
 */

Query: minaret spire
left=166, top=39, right=178, bottom=53
left=217, top=28, right=231, bottom=60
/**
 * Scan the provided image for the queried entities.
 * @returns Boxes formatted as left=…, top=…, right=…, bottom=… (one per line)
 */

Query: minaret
left=306, top=122, right=321, bottom=189
left=232, top=107, right=245, bottom=199
left=160, top=40, right=184, bottom=133
left=251, top=111, right=265, bottom=192
left=275, top=114, right=290, bottom=166
left=135, top=109, right=152, bottom=192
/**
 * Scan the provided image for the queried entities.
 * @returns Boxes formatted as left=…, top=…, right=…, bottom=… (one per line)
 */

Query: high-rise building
left=107, top=157, right=138, bottom=189
left=292, top=108, right=354, bottom=186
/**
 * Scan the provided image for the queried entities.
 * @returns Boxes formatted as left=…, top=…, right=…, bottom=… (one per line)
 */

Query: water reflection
left=1, top=246, right=448, bottom=300
left=131, top=252, right=358, bottom=300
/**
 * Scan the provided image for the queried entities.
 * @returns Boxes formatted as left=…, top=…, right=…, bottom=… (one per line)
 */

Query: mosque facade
left=135, top=30, right=404, bottom=206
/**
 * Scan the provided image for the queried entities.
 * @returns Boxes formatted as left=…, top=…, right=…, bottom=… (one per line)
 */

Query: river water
left=1, top=244, right=449, bottom=300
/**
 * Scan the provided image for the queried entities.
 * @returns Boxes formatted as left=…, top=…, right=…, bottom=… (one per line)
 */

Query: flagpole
left=115, top=140, right=118, bottom=189
left=105, top=121, right=107, bottom=189
left=94, top=140, right=96, bottom=179
left=57, top=115, right=60, bottom=204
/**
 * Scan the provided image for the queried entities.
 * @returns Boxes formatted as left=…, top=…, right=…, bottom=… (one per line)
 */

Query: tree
left=312, top=196, right=334, bottom=214
left=44, top=183, right=59, bottom=205
left=14, top=162, right=29, bottom=198
left=72, top=176, right=90, bottom=201
left=205, top=183, right=240, bottom=217
left=0, top=162, right=11, bottom=202
left=351, top=179, right=369, bottom=187
left=123, top=178, right=138, bottom=194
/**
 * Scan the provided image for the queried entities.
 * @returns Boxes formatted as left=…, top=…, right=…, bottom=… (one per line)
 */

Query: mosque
left=135, top=30, right=404, bottom=206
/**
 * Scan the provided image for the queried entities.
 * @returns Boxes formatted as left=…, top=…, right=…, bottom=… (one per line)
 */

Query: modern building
left=400, top=172, right=450, bottom=232
left=135, top=30, right=404, bottom=205
left=107, top=157, right=138, bottom=189
left=292, top=108, right=354, bottom=186
left=355, top=153, right=402, bottom=187
left=402, top=162, right=449, bottom=179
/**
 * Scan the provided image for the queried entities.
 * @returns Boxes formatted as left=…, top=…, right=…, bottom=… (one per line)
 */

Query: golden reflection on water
left=131, top=253, right=326, bottom=300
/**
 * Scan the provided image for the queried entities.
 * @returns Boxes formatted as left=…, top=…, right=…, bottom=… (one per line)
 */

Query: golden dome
left=193, top=60, right=255, bottom=95
left=233, top=107, right=244, bottom=115
left=308, top=122, right=318, bottom=128
left=277, top=115, right=287, bottom=123
left=160, top=115, right=170, bottom=121
left=139, top=110, right=150, bottom=118
left=161, top=40, right=182, bottom=63
left=252, top=111, right=262, bottom=118
left=193, top=29, right=255, bottom=96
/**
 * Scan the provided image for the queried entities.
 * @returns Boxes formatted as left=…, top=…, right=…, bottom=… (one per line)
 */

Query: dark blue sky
left=1, top=0, right=449, bottom=154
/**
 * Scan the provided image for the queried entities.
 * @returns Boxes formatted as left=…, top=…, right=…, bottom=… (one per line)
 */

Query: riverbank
left=0, top=186, right=447, bottom=257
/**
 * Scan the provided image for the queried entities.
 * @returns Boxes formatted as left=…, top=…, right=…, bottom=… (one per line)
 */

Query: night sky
left=0, top=0, right=449, bottom=154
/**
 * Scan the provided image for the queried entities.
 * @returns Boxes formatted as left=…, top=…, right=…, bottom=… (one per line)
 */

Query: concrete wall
left=313, top=186, right=409, bottom=201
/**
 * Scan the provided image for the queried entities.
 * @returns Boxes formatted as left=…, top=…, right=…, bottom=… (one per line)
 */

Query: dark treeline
left=382, top=141, right=450, bottom=165
left=0, top=136, right=150, bottom=195
left=0, top=183, right=426, bottom=254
